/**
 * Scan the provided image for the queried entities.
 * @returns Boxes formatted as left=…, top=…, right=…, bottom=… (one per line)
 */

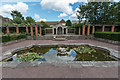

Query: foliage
left=10, top=10, right=35, bottom=25
left=77, top=2, right=120, bottom=24
left=25, top=17, right=35, bottom=24
left=11, top=10, right=25, bottom=25
left=94, top=32, right=120, bottom=41
left=3, top=23, right=9, bottom=26
left=2, top=33, right=26, bottom=43
left=11, top=10, right=24, bottom=19
left=77, top=4, right=88, bottom=24
left=39, top=21, right=50, bottom=28
left=73, top=23, right=83, bottom=28
left=66, top=20, right=72, bottom=26
left=13, top=53, right=45, bottom=62
left=73, top=46, right=96, bottom=54
left=12, top=17, right=22, bottom=24
left=67, top=23, right=83, bottom=28
left=42, top=29, right=45, bottom=35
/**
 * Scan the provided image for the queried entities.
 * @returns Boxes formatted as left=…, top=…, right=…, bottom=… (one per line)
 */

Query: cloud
left=69, top=13, right=77, bottom=19
left=40, top=0, right=88, bottom=14
left=69, top=8, right=80, bottom=19
left=40, top=19, right=47, bottom=21
left=8, top=16, right=13, bottom=20
left=58, top=13, right=68, bottom=18
left=34, top=14, right=40, bottom=19
left=0, top=2, right=29, bottom=16
left=40, top=0, right=79, bottom=14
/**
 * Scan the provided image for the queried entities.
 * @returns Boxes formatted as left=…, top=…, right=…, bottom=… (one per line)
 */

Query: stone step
left=54, top=38, right=67, bottom=41
left=56, top=36, right=65, bottom=38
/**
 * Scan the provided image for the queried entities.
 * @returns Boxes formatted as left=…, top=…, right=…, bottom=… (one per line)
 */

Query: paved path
left=1, top=40, right=119, bottom=78
left=2, top=65, right=119, bottom=78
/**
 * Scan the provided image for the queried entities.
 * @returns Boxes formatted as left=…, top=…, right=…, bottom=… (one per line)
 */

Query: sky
left=0, top=0, right=120, bottom=22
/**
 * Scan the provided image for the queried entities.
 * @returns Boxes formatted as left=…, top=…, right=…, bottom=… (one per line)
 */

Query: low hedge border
left=2, top=33, right=27, bottom=43
left=94, top=32, right=120, bottom=41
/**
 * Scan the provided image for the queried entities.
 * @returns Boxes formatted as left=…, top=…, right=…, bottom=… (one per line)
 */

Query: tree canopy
left=11, top=10, right=24, bottom=20
left=10, top=10, right=35, bottom=25
left=66, top=20, right=72, bottom=26
left=11, top=10, right=24, bottom=24
left=39, top=21, right=50, bottom=28
left=77, top=2, right=120, bottom=25
left=25, top=17, right=35, bottom=25
left=12, top=17, right=22, bottom=24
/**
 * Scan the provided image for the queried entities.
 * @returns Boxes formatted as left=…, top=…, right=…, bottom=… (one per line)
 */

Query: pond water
left=4, top=45, right=117, bottom=62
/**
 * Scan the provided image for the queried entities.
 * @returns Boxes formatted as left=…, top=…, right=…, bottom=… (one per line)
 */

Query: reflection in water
left=68, top=49, right=77, bottom=57
left=45, top=48, right=77, bottom=62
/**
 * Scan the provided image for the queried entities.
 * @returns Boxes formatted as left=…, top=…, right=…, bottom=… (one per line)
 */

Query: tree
left=12, top=17, right=22, bottom=24
left=115, top=2, right=120, bottom=24
left=66, top=20, right=72, bottom=26
left=26, top=17, right=35, bottom=25
left=39, top=21, right=50, bottom=28
left=11, top=10, right=24, bottom=20
left=77, top=3, right=88, bottom=24
left=73, top=23, right=83, bottom=28
left=77, top=2, right=119, bottom=25
left=11, top=10, right=25, bottom=24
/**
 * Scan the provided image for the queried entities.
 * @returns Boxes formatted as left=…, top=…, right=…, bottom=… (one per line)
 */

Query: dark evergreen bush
left=94, top=32, right=120, bottom=41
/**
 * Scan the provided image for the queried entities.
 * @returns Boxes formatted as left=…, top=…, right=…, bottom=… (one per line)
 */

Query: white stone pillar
left=53, top=28, right=54, bottom=35
left=56, top=28, right=58, bottom=35
left=62, top=28, right=64, bottom=35
left=66, top=28, right=68, bottom=35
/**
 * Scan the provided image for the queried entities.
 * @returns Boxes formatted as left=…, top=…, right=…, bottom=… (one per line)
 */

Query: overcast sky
left=0, top=0, right=119, bottom=22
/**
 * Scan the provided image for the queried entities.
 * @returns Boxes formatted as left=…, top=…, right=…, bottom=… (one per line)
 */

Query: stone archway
left=57, top=27, right=62, bottom=35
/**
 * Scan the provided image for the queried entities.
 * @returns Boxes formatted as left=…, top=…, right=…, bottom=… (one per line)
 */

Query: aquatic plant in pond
left=73, top=46, right=96, bottom=54
left=12, top=53, right=46, bottom=62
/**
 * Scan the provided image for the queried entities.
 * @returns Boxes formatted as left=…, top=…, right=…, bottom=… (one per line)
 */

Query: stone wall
left=26, top=35, right=119, bottom=45
left=26, top=35, right=94, bottom=40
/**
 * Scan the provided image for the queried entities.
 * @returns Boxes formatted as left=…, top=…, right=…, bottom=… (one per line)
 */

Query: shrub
left=75, top=27, right=79, bottom=35
left=42, top=29, right=45, bottom=35
left=94, top=32, right=120, bottom=41
left=2, top=33, right=26, bottom=43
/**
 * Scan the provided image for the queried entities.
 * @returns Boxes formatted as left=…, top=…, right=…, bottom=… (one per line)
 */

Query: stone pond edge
left=1, top=43, right=120, bottom=68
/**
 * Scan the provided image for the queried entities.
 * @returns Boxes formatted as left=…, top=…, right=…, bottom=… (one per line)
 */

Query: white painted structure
left=45, top=19, right=75, bottom=35
left=52, top=23, right=68, bottom=35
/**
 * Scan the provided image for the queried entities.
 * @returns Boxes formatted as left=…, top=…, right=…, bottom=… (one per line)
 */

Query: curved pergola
left=1, top=24, right=120, bottom=36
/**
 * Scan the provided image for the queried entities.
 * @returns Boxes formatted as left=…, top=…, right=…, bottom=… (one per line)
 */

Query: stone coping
left=1, top=61, right=119, bottom=68
left=1, top=43, right=119, bottom=68
left=1, top=39, right=26, bottom=46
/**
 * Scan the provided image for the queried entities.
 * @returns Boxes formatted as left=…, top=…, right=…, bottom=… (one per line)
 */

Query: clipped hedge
left=2, top=34, right=27, bottom=43
left=94, top=32, right=120, bottom=41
